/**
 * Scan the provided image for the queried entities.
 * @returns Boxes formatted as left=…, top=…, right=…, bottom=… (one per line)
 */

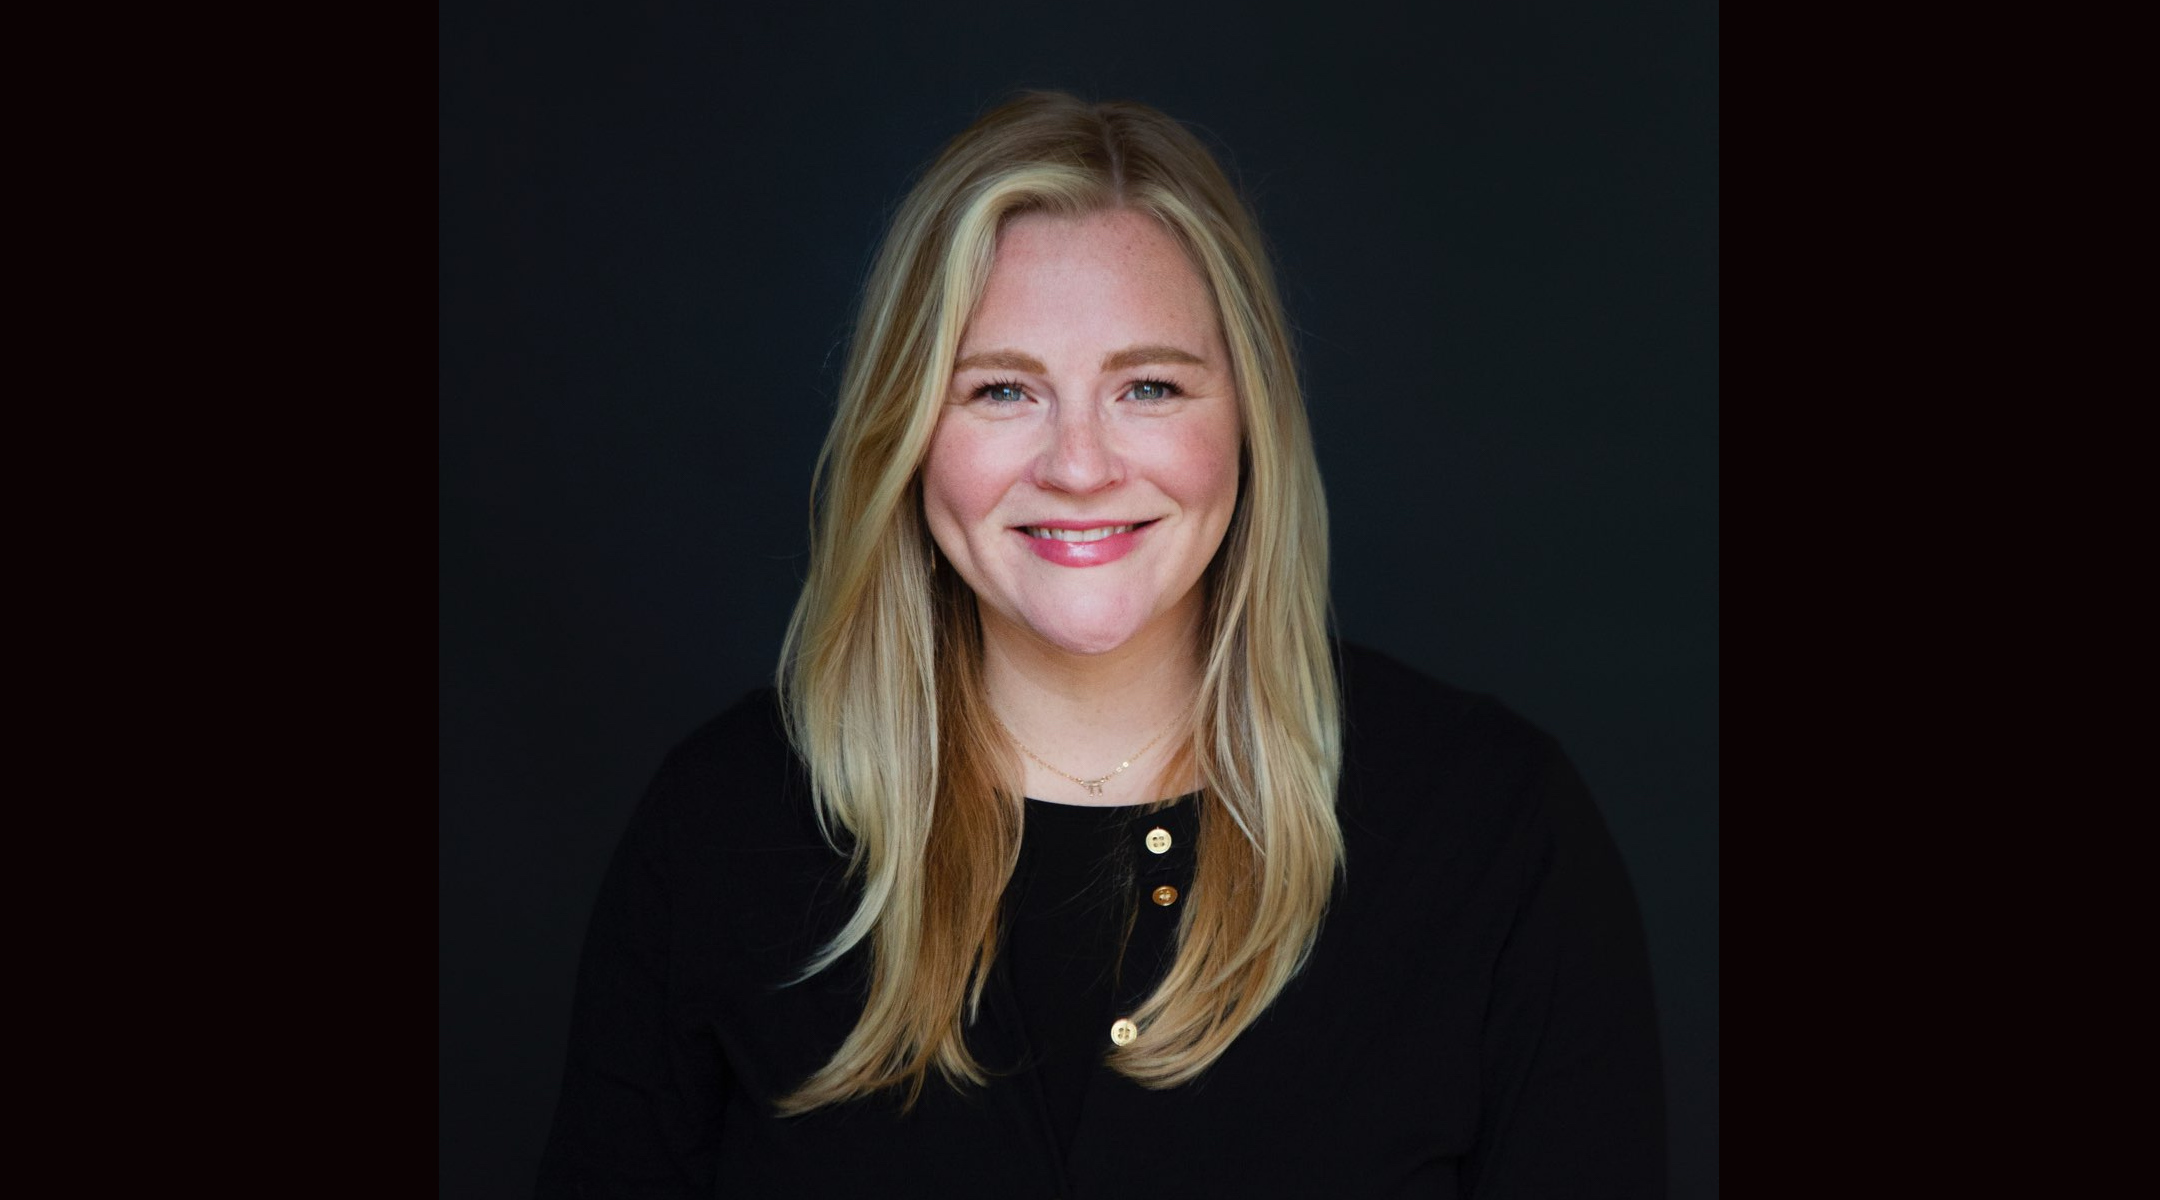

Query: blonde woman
left=539, top=92, right=1663, bottom=1197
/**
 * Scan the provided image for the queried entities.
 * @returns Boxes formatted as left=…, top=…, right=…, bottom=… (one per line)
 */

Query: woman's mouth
left=1023, top=523, right=1140, bottom=542
left=1016, top=520, right=1156, bottom=566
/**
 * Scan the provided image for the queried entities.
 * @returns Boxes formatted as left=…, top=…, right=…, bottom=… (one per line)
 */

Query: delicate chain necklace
left=993, top=709, right=1181, bottom=798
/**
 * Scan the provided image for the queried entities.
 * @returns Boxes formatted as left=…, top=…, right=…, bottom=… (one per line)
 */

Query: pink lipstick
left=1015, top=519, right=1156, bottom=567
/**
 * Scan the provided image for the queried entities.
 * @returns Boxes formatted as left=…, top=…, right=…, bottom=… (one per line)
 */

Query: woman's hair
left=776, top=90, right=1340, bottom=1113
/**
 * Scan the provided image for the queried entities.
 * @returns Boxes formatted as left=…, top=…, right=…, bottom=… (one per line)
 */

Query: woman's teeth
left=1025, top=524, right=1137, bottom=542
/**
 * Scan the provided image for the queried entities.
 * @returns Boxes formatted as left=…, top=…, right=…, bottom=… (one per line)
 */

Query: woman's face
left=923, top=209, right=1243, bottom=659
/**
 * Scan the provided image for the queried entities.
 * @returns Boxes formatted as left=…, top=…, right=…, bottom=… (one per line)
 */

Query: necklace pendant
left=1084, top=780, right=1105, bottom=796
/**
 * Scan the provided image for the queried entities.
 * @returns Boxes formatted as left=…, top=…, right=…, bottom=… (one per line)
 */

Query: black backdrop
left=439, top=2, right=1718, bottom=1196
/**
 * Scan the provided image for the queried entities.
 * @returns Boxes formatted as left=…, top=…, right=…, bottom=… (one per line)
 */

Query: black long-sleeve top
left=537, top=643, right=1666, bottom=1197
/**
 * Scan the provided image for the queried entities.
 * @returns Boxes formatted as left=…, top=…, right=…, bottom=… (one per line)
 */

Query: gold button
left=1144, top=827, right=1173, bottom=854
left=1109, top=1018, right=1139, bottom=1046
left=1151, top=885, right=1179, bottom=906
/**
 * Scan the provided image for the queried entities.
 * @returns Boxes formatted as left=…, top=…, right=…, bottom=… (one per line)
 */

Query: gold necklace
left=994, top=710, right=1180, bottom=798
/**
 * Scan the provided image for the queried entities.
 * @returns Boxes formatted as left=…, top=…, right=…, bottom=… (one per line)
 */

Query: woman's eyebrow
left=1101, top=344, right=1205, bottom=371
left=951, top=345, right=1207, bottom=374
left=952, top=349, right=1045, bottom=374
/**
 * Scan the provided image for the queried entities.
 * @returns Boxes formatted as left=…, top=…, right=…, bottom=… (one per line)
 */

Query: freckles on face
left=920, top=208, right=1243, bottom=658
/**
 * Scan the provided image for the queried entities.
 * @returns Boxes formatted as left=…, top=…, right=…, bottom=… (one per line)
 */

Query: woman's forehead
left=963, top=211, right=1223, bottom=361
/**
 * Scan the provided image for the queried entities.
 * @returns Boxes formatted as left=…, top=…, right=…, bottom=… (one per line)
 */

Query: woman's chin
left=1001, top=600, right=1155, bottom=659
left=1035, top=627, right=1141, bottom=658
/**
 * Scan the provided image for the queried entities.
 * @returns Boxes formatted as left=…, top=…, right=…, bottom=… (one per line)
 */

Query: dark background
left=439, top=2, right=1717, bottom=1196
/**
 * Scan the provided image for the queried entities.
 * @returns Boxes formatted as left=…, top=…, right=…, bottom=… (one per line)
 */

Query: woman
left=539, top=91, right=1663, bottom=1197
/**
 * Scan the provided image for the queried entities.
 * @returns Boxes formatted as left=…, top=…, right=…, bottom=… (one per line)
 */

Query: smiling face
left=923, top=208, right=1243, bottom=660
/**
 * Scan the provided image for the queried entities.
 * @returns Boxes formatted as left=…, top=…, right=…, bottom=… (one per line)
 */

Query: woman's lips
left=1015, top=520, right=1156, bottom=567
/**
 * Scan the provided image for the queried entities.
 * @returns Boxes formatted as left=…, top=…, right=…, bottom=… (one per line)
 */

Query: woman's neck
left=981, top=602, right=1203, bottom=807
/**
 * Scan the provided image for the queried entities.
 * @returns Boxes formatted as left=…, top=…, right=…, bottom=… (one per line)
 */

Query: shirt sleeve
left=535, top=760, right=730, bottom=1198
left=1461, top=729, right=1667, bottom=1199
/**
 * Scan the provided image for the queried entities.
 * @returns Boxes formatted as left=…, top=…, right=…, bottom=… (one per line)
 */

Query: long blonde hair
left=775, top=91, right=1339, bottom=1113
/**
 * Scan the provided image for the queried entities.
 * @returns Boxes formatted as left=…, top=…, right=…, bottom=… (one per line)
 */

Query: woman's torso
left=537, top=642, right=1663, bottom=1198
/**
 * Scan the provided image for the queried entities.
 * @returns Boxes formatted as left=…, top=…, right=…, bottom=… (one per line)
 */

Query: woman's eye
left=973, top=381, right=1028, bottom=403
left=1129, top=379, right=1183, bottom=402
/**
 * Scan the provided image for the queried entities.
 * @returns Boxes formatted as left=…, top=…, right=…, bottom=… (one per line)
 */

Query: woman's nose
left=1034, top=403, right=1123, bottom=494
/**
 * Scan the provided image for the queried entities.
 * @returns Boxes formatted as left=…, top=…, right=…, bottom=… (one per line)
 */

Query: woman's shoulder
left=627, top=686, right=832, bottom=857
left=1334, top=639, right=1555, bottom=763
left=1331, top=639, right=1591, bottom=848
left=662, top=685, right=794, bottom=775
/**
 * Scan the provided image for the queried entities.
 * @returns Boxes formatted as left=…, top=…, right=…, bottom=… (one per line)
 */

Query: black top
left=537, top=643, right=1665, bottom=1197
left=1005, top=793, right=1194, bottom=1161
